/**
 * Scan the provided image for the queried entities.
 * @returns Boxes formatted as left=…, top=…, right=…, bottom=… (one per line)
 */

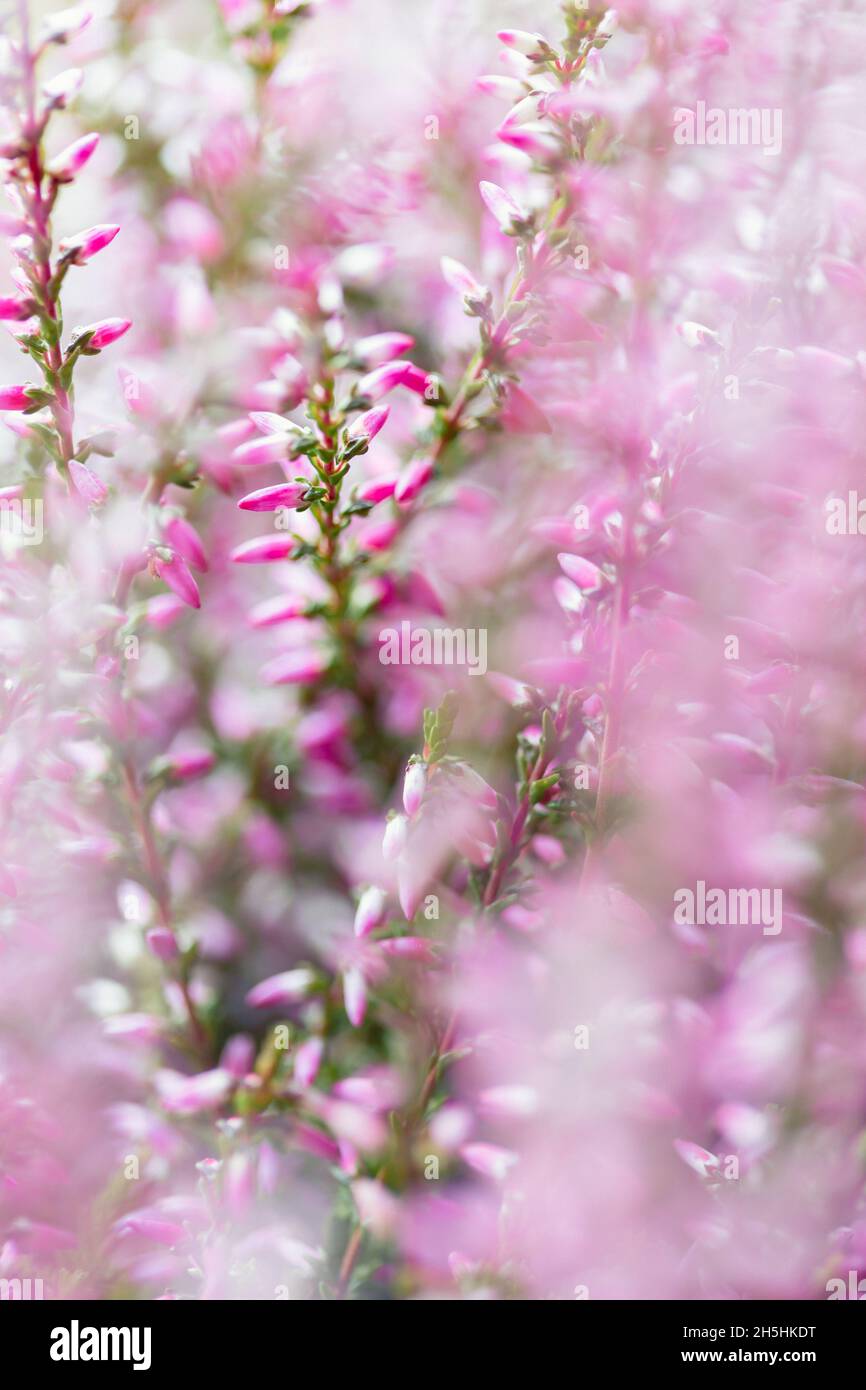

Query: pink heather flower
left=47, top=132, right=100, bottom=182
left=343, top=967, right=367, bottom=1027
left=68, top=458, right=107, bottom=506
left=479, top=180, right=527, bottom=233
left=248, top=411, right=299, bottom=436
left=41, top=67, right=84, bottom=108
left=502, top=383, right=551, bottom=434
left=292, top=1036, right=324, bottom=1088
left=497, top=124, right=561, bottom=160
left=145, top=928, right=179, bottom=962
left=378, top=936, right=438, bottom=963
left=81, top=317, right=132, bottom=350
left=145, top=593, right=186, bottom=629
left=402, top=762, right=426, bottom=817
left=0, top=296, right=36, bottom=321
left=116, top=1216, right=187, bottom=1247
left=155, top=1068, right=234, bottom=1115
left=440, top=256, right=487, bottom=303
left=166, top=746, right=216, bottom=780
left=248, top=594, right=308, bottom=627
left=400, top=364, right=431, bottom=396
left=163, top=515, right=208, bottom=572
left=237, top=482, right=307, bottom=511
left=357, top=360, right=412, bottom=402
left=394, top=456, right=434, bottom=506
left=347, top=405, right=390, bottom=443
left=497, top=28, right=546, bottom=56
left=261, top=649, right=329, bottom=685
left=382, top=813, right=409, bottom=861
left=220, top=1034, right=256, bottom=1078
left=357, top=474, right=398, bottom=504
left=557, top=553, right=605, bottom=590
left=355, top=518, right=399, bottom=552
left=58, top=223, right=121, bottom=264
left=476, top=74, right=525, bottom=99
left=460, top=1142, right=518, bottom=1181
left=230, top=534, right=294, bottom=563
left=233, top=435, right=292, bottom=467
left=676, top=321, right=723, bottom=352
left=353, top=332, right=414, bottom=367
left=354, top=886, right=387, bottom=938
left=152, top=551, right=201, bottom=609
left=674, top=1139, right=721, bottom=1180
left=246, top=967, right=316, bottom=1009
left=0, top=385, right=32, bottom=411
left=40, top=7, right=93, bottom=44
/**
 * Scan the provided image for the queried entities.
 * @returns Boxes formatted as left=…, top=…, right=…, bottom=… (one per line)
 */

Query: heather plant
left=1, top=0, right=866, bottom=1306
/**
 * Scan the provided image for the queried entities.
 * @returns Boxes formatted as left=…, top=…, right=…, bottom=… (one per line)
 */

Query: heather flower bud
left=378, top=936, right=438, bottom=963
left=230, top=534, right=294, bottom=563
left=343, top=967, right=367, bottom=1027
left=394, top=456, right=434, bottom=505
left=58, top=223, right=121, bottom=264
left=497, top=29, right=546, bottom=57
left=354, top=886, right=387, bottom=938
left=0, top=385, right=32, bottom=411
left=77, top=317, right=131, bottom=350
left=152, top=550, right=201, bottom=609
left=440, top=256, right=488, bottom=305
left=41, top=67, right=84, bottom=108
left=261, top=648, right=329, bottom=685
left=146, top=928, right=179, bottom=962
left=476, top=74, right=525, bottom=99
left=237, top=482, right=307, bottom=511
left=479, top=180, right=527, bottom=234
left=246, top=967, right=316, bottom=1009
left=40, top=7, right=93, bottom=44
left=382, top=813, right=408, bottom=860
left=356, top=360, right=411, bottom=402
left=353, top=332, right=414, bottom=367
left=232, top=435, right=292, bottom=467
left=357, top=474, right=398, bottom=504
left=248, top=594, right=308, bottom=627
left=47, top=131, right=99, bottom=181
left=402, top=761, right=426, bottom=816
left=68, top=458, right=107, bottom=505
left=294, top=1036, right=324, bottom=1087
left=0, top=296, right=36, bottom=321
left=163, top=515, right=207, bottom=572
left=557, top=553, right=605, bottom=590
left=347, top=405, right=390, bottom=443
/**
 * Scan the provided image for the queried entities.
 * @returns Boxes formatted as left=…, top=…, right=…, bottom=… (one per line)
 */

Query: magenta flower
left=58, top=223, right=121, bottom=264
left=394, top=456, right=434, bottom=505
left=357, top=474, right=398, bottom=504
left=357, top=360, right=412, bottom=402
left=354, top=332, right=414, bottom=367
left=0, top=385, right=32, bottom=410
left=152, top=550, right=202, bottom=609
left=247, top=594, right=308, bottom=627
left=47, top=132, right=100, bottom=182
left=68, top=458, right=107, bottom=505
left=233, top=435, right=293, bottom=467
left=0, top=296, right=36, bottom=321
left=347, top=405, right=390, bottom=443
left=237, top=482, right=308, bottom=511
left=163, top=515, right=208, bottom=572
left=246, top=967, right=316, bottom=1009
left=260, top=649, right=329, bottom=685
left=81, top=317, right=132, bottom=350
left=230, top=534, right=294, bottom=563
left=496, top=28, right=545, bottom=56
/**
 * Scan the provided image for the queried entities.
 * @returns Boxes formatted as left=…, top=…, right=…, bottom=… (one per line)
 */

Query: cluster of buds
left=0, top=7, right=128, bottom=496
